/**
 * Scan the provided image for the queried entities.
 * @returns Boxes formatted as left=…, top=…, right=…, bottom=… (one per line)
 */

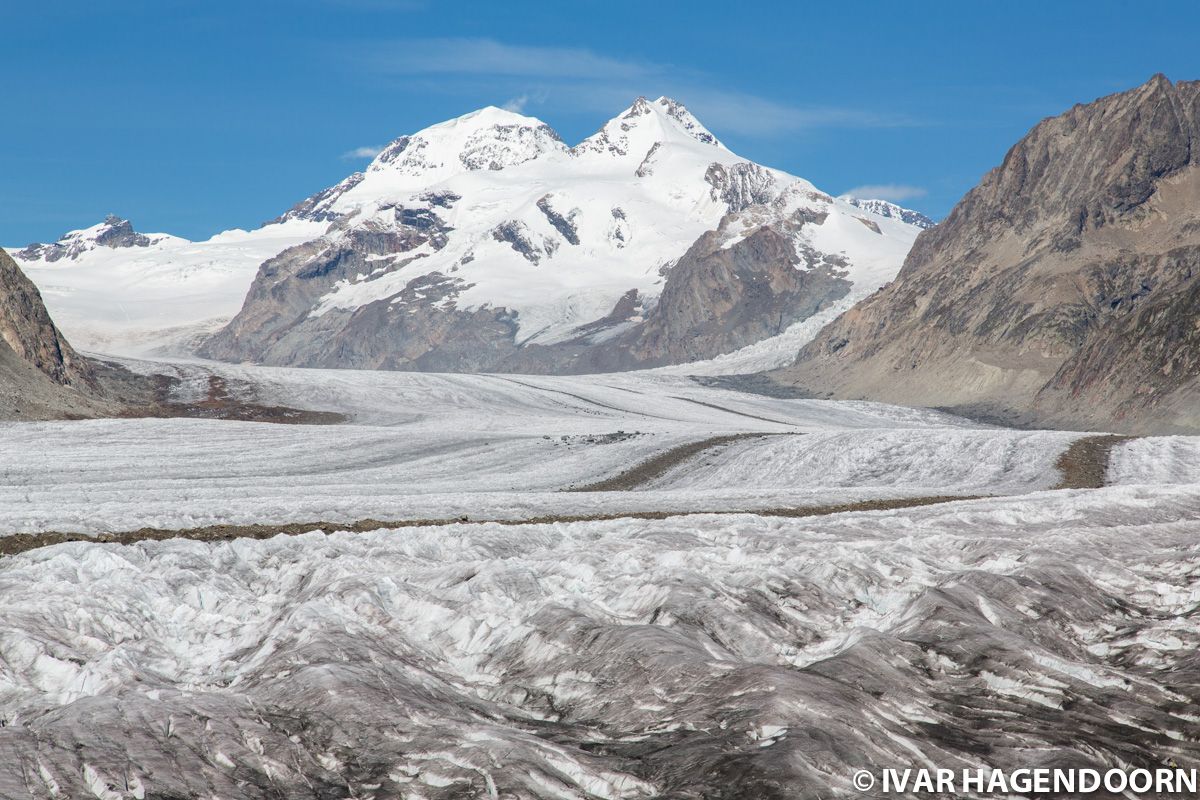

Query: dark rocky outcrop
left=778, top=75, right=1200, bottom=434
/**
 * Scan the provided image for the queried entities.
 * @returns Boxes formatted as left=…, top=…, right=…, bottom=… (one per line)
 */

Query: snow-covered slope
left=842, top=196, right=936, bottom=229
left=200, top=97, right=926, bottom=372
left=10, top=218, right=325, bottom=356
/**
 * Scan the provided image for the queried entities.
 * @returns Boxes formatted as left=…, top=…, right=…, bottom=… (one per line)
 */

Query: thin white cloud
left=341, top=145, right=384, bottom=159
left=358, top=38, right=915, bottom=137
left=680, top=91, right=915, bottom=137
left=365, top=38, right=665, bottom=81
left=502, top=95, right=529, bottom=113
left=842, top=184, right=928, bottom=202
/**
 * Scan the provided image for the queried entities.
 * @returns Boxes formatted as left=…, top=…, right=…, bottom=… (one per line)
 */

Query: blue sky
left=3, top=0, right=1199, bottom=244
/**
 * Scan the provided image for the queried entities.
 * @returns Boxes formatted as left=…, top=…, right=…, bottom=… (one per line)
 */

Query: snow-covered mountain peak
left=15, top=215, right=179, bottom=263
left=276, top=106, right=571, bottom=222
left=841, top=196, right=936, bottom=229
left=368, top=106, right=565, bottom=179
left=652, top=96, right=721, bottom=146
left=573, top=96, right=724, bottom=161
left=206, top=96, right=928, bottom=367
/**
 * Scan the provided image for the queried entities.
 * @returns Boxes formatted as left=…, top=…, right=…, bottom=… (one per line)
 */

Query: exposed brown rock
left=0, top=248, right=90, bottom=386
left=778, top=75, right=1200, bottom=434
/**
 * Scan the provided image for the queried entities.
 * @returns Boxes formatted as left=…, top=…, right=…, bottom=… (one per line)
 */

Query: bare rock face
left=0, top=249, right=88, bottom=385
left=0, top=249, right=114, bottom=418
left=779, top=75, right=1200, bottom=433
left=591, top=221, right=851, bottom=370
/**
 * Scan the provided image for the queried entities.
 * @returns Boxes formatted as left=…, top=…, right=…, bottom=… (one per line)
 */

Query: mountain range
left=11, top=98, right=925, bottom=371
left=9, top=78, right=1200, bottom=433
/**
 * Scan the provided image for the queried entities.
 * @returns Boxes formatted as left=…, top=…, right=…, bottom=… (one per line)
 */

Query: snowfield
left=1, top=360, right=1198, bottom=798
left=11, top=220, right=325, bottom=356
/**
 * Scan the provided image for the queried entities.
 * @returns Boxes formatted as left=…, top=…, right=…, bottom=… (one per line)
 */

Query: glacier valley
left=1, top=360, right=1198, bottom=799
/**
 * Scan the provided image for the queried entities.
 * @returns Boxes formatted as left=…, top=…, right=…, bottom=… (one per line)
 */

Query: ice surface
left=2, top=360, right=1197, bottom=797
left=0, top=362, right=1079, bottom=536
left=2, top=486, right=1199, bottom=797
left=1109, top=435, right=1200, bottom=485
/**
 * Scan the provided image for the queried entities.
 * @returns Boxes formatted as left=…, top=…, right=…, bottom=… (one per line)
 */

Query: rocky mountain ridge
left=778, top=74, right=1200, bottom=434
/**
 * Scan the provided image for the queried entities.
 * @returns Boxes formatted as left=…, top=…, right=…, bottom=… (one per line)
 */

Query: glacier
left=1, top=361, right=1199, bottom=798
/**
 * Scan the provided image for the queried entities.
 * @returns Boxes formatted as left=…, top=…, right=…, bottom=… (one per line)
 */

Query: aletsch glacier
left=3, top=361, right=1200, bottom=798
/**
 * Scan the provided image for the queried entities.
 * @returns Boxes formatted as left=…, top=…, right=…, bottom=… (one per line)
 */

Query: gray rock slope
left=778, top=75, right=1200, bottom=434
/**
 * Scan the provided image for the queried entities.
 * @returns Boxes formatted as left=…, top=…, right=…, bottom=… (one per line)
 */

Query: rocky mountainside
left=0, top=248, right=113, bottom=418
left=778, top=75, right=1200, bottom=434
left=197, top=98, right=925, bottom=372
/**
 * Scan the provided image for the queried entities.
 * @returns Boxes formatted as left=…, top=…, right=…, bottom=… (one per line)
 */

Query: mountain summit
left=780, top=74, right=1200, bottom=433
left=200, top=97, right=926, bottom=373
left=572, top=96, right=723, bottom=158
left=17, top=215, right=173, bottom=262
